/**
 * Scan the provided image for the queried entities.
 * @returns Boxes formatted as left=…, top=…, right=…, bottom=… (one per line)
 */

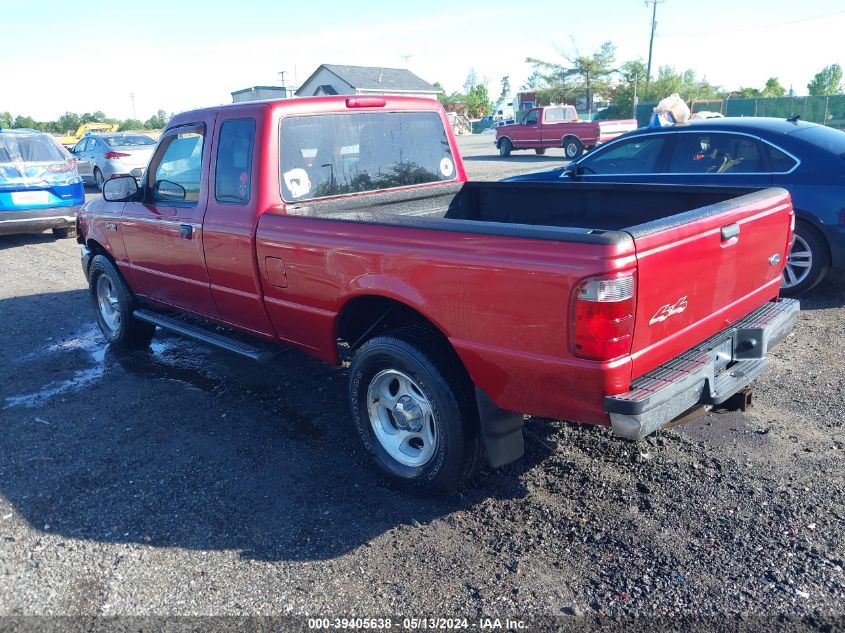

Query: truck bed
left=285, top=181, right=771, bottom=240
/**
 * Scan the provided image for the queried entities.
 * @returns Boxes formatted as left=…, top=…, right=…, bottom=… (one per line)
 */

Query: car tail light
left=104, top=151, right=130, bottom=160
left=346, top=97, right=386, bottom=108
left=47, top=158, right=76, bottom=173
left=571, top=273, right=636, bottom=361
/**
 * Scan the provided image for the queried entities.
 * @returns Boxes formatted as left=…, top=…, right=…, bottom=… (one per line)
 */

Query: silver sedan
left=71, top=133, right=156, bottom=189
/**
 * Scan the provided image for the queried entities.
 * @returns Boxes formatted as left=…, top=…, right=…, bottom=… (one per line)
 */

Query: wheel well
left=337, top=296, right=447, bottom=350
left=561, top=135, right=581, bottom=147
left=498, top=136, right=512, bottom=147
left=794, top=214, right=832, bottom=263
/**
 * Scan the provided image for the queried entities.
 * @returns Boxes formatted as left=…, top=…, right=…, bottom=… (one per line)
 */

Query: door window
left=669, top=133, right=767, bottom=174
left=579, top=136, right=667, bottom=174
left=524, top=110, right=539, bottom=125
left=215, top=118, right=256, bottom=204
left=73, top=139, right=88, bottom=153
left=148, top=124, right=205, bottom=204
left=767, top=145, right=798, bottom=173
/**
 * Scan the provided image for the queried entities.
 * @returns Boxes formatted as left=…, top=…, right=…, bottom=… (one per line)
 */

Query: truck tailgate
left=627, top=188, right=793, bottom=378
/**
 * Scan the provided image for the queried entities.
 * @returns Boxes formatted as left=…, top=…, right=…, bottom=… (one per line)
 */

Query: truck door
left=515, top=108, right=542, bottom=148
left=202, top=115, right=277, bottom=337
left=120, top=118, right=219, bottom=317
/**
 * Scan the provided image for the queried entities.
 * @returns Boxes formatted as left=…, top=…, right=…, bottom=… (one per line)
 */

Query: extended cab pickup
left=77, top=96, right=798, bottom=494
left=496, top=105, right=637, bottom=160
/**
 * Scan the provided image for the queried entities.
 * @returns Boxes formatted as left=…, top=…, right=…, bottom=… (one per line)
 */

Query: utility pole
left=645, top=0, right=663, bottom=84
left=129, top=92, right=136, bottom=120
left=278, top=71, right=288, bottom=97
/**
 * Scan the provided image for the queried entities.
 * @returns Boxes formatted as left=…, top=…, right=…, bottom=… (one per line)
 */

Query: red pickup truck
left=496, top=105, right=637, bottom=159
left=77, top=95, right=798, bottom=494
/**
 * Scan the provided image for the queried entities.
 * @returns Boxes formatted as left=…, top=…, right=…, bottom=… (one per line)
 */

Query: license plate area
left=11, top=190, right=49, bottom=206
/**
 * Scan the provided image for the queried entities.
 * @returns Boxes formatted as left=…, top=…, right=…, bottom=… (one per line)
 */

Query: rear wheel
left=88, top=254, right=155, bottom=348
left=348, top=328, right=483, bottom=495
left=499, top=138, right=513, bottom=157
left=562, top=137, right=583, bottom=160
left=781, top=221, right=830, bottom=296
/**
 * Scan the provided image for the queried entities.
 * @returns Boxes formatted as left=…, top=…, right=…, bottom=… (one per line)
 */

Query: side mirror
left=102, top=175, right=139, bottom=202
left=152, top=179, right=186, bottom=201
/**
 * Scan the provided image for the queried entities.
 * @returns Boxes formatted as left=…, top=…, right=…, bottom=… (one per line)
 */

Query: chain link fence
left=635, top=95, right=845, bottom=129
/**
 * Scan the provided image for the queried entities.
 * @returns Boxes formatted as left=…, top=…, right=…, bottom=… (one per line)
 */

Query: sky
left=1, top=0, right=843, bottom=122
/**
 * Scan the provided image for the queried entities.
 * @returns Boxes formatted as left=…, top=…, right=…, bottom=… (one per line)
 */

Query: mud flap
left=475, top=388, right=524, bottom=468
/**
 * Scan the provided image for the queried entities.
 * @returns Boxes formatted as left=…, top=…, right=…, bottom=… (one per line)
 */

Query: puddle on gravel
left=3, top=327, right=221, bottom=410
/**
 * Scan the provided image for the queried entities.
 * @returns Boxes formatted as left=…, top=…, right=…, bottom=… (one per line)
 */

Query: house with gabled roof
left=295, top=64, right=440, bottom=100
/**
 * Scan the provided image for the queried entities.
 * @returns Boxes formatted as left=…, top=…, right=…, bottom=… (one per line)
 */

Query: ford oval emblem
left=769, top=253, right=782, bottom=266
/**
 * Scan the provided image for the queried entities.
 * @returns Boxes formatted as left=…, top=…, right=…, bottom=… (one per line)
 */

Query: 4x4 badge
left=650, top=296, right=688, bottom=325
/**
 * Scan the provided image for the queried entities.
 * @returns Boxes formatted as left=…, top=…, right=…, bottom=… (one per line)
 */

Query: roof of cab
left=167, top=95, right=444, bottom=128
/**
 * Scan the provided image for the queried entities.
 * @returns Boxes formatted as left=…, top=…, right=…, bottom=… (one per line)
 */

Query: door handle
left=720, top=223, right=740, bottom=241
left=179, top=224, right=193, bottom=239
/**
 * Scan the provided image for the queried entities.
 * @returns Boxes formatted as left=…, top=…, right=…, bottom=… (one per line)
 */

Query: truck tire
left=498, top=138, right=513, bottom=157
left=780, top=221, right=830, bottom=296
left=535, top=148, right=547, bottom=155
left=348, top=328, right=484, bottom=495
left=88, top=254, right=156, bottom=348
left=562, top=137, right=583, bottom=160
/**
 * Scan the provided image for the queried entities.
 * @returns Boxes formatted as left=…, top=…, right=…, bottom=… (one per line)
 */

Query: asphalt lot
left=1, top=134, right=843, bottom=626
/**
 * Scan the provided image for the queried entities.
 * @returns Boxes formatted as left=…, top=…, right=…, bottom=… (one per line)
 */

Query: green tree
left=144, top=109, right=169, bottom=129
left=736, top=87, right=762, bottom=98
left=120, top=118, right=144, bottom=131
left=520, top=71, right=546, bottom=91
left=13, top=115, right=41, bottom=130
left=807, top=64, right=843, bottom=96
left=498, top=76, right=511, bottom=102
left=55, top=112, right=81, bottom=134
left=80, top=111, right=107, bottom=124
left=527, top=41, right=617, bottom=113
left=762, top=77, right=786, bottom=97
left=0, top=112, right=13, bottom=128
left=463, top=69, right=478, bottom=94
left=464, top=84, right=492, bottom=118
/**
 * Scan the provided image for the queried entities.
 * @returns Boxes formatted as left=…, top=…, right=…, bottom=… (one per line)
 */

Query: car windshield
left=788, top=125, right=845, bottom=157
left=279, top=111, right=455, bottom=201
left=103, top=135, right=156, bottom=148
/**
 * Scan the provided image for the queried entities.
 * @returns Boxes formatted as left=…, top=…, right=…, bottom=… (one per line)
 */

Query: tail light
left=571, top=273, right=636, bottom=361
left=47, top=158, right=76, bottom=173
left=104, top=151, right=130, bottom=160
left=346, top=97, right=386, bottom=108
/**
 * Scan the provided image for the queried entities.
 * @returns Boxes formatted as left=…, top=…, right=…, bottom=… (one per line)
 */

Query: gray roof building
left=295, top=64, right=439, bottom=99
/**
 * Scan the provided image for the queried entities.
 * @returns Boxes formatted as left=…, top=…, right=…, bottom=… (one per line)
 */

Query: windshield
left=103, top=135, right=156, bottom=147
left=280, top=111, right=455, bottom=201
left=789, top=125, right=845, bottom=157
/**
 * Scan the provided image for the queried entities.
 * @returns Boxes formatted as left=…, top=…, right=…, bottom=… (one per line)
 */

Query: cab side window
left=147, top=124, right=205, bottom=204
left=579, top=136, right=667, bottom=174
left=215, top=118, right=256, bottom=204
left=524, top=110, right=539, bottom=125
left=669, top=133, right=767, bottom=174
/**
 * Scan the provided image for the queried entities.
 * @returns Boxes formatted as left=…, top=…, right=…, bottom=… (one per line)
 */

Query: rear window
left=279, top=111, right=455, bottom=201
left=0, top=133, right=66, bottom=164
left=789, top=125, right=845, bottom=157
left=103, top=135, right=156, bottom=147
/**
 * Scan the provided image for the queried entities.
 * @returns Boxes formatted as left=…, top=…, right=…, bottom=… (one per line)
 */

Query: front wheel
left=94, top=168, right=106, bottom=191
left=88, top=254, right=156, bottom=348
left=348, top=329, right=483, bottom=495
left=780, top=222, right=830, bottom=296
left=498, top=138, right=513, bottom=157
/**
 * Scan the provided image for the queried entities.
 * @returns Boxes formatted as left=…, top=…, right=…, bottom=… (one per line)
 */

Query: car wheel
left=94, top=168, right=105, bottom=191
left=780, top=222, right=830, bottom=296
left=562, top=137, right=583, bottom=160
left=88, top=254, right=156, bottom=348
left=348, top=328, right=484, bottom=495
left=52, top=225, right=76, bottom=239
left=499, top=138, right=513, bottom=157
left=535, top=148, right=547, bottom=155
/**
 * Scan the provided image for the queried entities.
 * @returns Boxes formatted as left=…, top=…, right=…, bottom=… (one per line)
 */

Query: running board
left=133, top=309, right=276, bottom=362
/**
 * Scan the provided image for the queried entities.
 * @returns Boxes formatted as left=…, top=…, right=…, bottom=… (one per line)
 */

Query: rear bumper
left=0, top=206, right=79, bottom=235
left=605, top=298, right=800, bottom=439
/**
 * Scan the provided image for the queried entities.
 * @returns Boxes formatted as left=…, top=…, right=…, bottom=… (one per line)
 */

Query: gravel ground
left=0, top=135, right=843, bottom=629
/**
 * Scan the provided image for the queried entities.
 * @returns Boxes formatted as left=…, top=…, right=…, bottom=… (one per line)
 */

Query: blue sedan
left=504, top=117, right=845, bottom=296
